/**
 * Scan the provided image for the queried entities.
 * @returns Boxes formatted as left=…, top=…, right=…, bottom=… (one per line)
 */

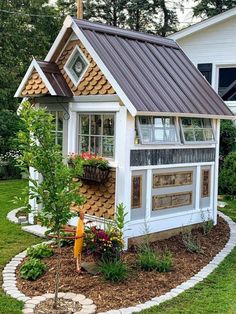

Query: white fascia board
left=169, top=7, right=236, bottom=41
left=71, top=22, right=137, bottom=117
left=136, top=111, right=235, bottom=120
left=14, top=59, right=56, bottom=98
left=14, top=62, right=35, bottom=98
left=45, top=16, right=74, bottom=62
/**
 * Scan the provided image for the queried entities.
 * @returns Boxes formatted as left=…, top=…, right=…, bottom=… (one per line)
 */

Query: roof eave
left=168, top=7, right=236, bottom=41
left=136, top=111, right=235, bottom=120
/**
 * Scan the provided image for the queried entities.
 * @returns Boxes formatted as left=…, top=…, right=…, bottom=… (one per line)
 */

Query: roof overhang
left=15, top=59, right=72, bottom=98
left=169, top=7, right=236, bottom=41
left=136, top=111, right=235, bottom=120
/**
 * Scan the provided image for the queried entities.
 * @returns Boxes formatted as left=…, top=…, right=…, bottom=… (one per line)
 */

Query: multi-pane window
left=78, top=114, right=115, bottom=158
left=137, top=116, right=179, bottom=144
left=50, top=111, right=64, bottom=147
left=181, top=118, right=214, bottom=143
left=218, top=67, right=236, bottom=101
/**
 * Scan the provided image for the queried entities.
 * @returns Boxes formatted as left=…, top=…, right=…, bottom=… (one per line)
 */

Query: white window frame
left=77, top=112, right=116, bottom=159
left=64, top=45, right=89, bottom=87
left=136, top=116, right=181, bottom=145
left=180, top=117, right=215, bottom=144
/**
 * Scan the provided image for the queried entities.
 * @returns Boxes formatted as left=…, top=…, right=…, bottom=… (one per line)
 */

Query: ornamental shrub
left=219, top=151, right=236, bottom=195
left=156, top=251, right=173, bottom=272
left=137, top=245, right=159, bottom=271
left=182, top=231, right=203, bottom=254
left=27, top=244, right=54, bottom=259
left=99, top=260, right=128, bottom=282
left=20, top=258, right=47, bottom=281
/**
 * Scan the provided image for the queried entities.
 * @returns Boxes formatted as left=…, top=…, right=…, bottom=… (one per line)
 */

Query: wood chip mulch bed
left=16, top=216, right=229, bottom=312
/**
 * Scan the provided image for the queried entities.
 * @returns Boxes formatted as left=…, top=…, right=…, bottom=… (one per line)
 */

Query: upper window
left=50, top=111, right=64, bottom=147
left=78, top=114, right=115, bottom=158
left=64, top=46, right=89, bottom=86
left=181, top=118, right=214, bottom=143
left=218, top=67, right=236, bottom=101
left=137, top=116, right=179, bottom=144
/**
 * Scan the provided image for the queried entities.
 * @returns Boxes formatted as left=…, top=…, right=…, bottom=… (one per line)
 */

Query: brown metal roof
left=37, top=61, right=73, bottom=97
left=74, top=18, right=233, bottom=117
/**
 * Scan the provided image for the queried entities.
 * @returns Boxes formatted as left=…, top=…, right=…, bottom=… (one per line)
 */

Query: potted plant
left=68, top=152, right=110, bottom=183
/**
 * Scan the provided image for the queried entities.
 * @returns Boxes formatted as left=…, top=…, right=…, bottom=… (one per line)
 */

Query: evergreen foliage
left=193, top=0, right=236, bottom=18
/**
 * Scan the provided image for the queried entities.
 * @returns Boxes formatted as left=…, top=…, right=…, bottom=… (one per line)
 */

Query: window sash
left=180, top=118, right=215, bottom=143
left=137, top=116, right=180, bottom=144
left=78, top=113, right=115, bottom=158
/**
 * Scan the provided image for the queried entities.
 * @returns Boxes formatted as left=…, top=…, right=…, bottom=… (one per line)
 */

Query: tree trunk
left=53, top=232, right=62, bottom=309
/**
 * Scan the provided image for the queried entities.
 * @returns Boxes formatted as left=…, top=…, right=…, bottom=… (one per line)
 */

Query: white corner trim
left=168, top=7, right=236, bottom=41
left=71, top=22, right=137, bottom=117
left=14, top=59, right=57, bottom=98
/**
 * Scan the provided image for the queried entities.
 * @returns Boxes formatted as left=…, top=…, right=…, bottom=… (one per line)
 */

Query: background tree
left=0, top=0, right=60, bottom=154
left=193, top=0, right=236, bottom=18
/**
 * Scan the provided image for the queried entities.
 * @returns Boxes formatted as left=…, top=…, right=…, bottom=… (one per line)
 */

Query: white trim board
left=69, top=101, right=120, bottom=112
left=14, top=59, right=56, bottom=98
left=168, top=7, right=236, bottom=41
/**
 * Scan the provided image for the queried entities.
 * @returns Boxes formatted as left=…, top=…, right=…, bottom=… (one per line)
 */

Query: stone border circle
left=23, top=293, right=96, bottom=314
left=2, top=211, right=236, bottom=314
left=7, top=207, right=24, bottom=224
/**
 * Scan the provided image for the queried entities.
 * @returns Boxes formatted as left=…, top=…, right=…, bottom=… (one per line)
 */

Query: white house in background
left=169, top=7, right=236, bottom=115
left=15, top=16, right=234, bottom=245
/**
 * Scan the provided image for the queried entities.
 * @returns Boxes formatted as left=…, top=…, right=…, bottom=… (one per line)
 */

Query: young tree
left=193, top=0, right=236, bottom=18
left=18, top=101, right=84, bottom=308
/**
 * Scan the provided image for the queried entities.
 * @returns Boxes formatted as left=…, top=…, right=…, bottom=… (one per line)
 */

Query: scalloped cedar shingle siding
left=22, top=71, right=49, bottom=96
left=57, top=40, right=115, bottom=96
left=71, top=169, right=116, bottom=219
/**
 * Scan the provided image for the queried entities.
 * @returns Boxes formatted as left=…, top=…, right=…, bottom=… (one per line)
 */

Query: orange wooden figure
left=74, top=211, right=85, bottom=272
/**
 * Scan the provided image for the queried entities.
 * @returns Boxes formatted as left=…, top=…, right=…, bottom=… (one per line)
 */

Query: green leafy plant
left=27, top=244, right=54, bottom=259
left=17, top=101, right=84, bottom=308
left=182, top=231, right=203, bottom=254
left=200, top=210, right=214, bottom=235
left=156, top=250, right=173, bottom=272
left=99, top=260, right=128, bottom=282
left=219, top=151, right=236, bottom=196
left=20, top=258, right=47, bottom=281
left=137, top=245, right=159, bottom=271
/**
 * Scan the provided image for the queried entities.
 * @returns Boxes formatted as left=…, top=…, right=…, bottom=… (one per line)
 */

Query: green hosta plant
left=17, top=101, right=84, bottom=308
left=27, top=244, right=54, bottom=259
left=20, top=258, right=47, bottom=281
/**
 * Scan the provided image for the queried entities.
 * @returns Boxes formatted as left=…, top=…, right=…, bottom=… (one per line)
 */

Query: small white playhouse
left=15, top=16, right=234, bottom=244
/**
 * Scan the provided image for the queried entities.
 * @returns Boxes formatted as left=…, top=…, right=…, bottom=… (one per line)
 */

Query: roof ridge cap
left=73, top=18, right=178, bottom=48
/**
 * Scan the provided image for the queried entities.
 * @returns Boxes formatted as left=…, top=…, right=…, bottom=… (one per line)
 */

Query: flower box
left=68, top=152, right=110, bottom=184
left=79, top=164, right=109, bottom=183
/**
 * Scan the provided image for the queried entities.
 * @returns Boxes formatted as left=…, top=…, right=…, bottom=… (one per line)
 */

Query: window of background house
left=197, top=63, right=212, bottom=84
left=218, top=67, right=236, bottom=101
left=137, top=116, right=179, bottom=144
left=78, top=114, right=115, bottom=158
left=50, top=111, right=64, bottom=147
left=181, top=118, right=214, bottom=143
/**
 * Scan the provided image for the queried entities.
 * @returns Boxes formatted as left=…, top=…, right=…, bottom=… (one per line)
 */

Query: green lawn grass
left=139, top=201, right=236, bottom=314
left=0, top=180, right=41, bottom=314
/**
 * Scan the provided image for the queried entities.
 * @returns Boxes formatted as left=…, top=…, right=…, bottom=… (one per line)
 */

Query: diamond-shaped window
left=64, top=46, right=89, bottom=87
